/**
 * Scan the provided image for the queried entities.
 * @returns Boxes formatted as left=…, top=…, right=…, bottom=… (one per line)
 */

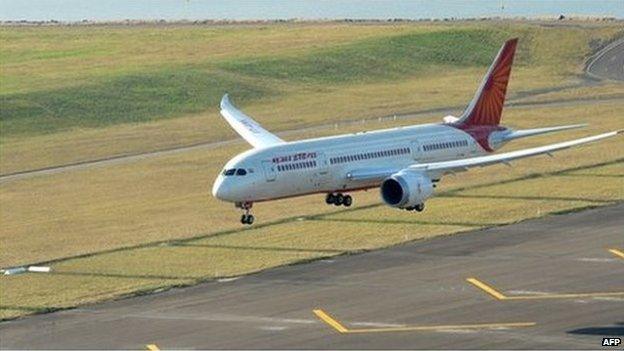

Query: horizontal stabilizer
left=501, top=124, right=587, bottom=142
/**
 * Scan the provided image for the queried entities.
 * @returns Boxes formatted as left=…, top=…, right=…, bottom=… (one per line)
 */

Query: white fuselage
left=212, top=123, right=504, bottom=203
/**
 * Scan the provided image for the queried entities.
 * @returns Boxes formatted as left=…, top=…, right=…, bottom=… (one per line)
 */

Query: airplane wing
left=412, top=130, right=620, bottom=176
left=347, top=131, right=621, bottom=181
left=220, top=94, right=285, bottom=148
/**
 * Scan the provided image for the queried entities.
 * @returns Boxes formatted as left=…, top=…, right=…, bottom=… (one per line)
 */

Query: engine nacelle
left=380, top=170, right=434, bottom=208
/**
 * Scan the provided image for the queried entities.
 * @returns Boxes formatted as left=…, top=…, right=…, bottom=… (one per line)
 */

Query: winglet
left=221, top=93, right=231, bottom=110
left=218, top=94, right=285, bottom=149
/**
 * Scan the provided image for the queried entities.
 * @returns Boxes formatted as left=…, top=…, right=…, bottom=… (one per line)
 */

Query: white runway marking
left=217, top=277, right=241, bottom=283
left=577, top=257, right=617, bottom=263
left=258, top=326, right=289, bottom=331
left=130, top=312, right=316, bottom=325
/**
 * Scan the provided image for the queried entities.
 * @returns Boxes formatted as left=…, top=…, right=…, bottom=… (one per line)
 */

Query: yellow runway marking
left=468, top=277, right=624, bottom=300
left=609, top=248, right=624, bottom=260
left=313, top=309, right=534, bottom=334
left=313, top=309, right=349, bottom=333
left=146, top=344, right=160, bottom=351
left=466, top=278, right=507, bottom=300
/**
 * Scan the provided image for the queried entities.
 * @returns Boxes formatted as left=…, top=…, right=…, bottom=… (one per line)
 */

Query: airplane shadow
left=568, top=322, right=624, bottom=336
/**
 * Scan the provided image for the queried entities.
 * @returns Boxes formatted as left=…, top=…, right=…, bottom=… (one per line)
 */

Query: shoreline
left=1, top=16, right=622, bottom=27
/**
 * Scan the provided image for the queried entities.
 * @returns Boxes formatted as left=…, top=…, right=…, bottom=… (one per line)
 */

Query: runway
left=1, top=203, right=622, bottom=349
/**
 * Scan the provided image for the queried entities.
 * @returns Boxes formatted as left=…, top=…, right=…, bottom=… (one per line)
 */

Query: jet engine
left=380, top=170, right=434, bottom=209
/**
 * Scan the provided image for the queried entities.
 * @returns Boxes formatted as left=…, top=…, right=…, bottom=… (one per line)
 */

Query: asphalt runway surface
left=587, top=38, right=624, bottom=81
left=2, top=203, right=623, bottom=349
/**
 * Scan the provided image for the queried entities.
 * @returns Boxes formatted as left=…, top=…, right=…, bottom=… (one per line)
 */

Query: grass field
left=1, top=21, right=623, bottom=320
left=2, top=22, right=623, bottom=173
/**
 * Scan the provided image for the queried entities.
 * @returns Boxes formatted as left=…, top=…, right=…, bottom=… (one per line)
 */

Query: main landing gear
left=404, top=203, right=425, bottom=212
left=236, top=202, right=254, bottom=225
left=325, top=193, right=353, bottom=207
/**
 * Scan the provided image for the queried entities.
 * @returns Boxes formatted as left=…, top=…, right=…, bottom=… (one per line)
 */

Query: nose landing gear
left=236, top=202, right=254, bottom=225
left=325, top=193, right=352, bottom=207
left=404, top=203, right=425, bottom=212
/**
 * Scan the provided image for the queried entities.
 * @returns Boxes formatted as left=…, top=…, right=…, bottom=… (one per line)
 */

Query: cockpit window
left=223, top=169, right=236, bottom=176
left=236, top=169, right=247, bottom=176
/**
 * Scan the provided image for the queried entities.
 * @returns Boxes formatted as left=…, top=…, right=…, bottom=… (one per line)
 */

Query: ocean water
left=0, top=0, right=622, bottom=22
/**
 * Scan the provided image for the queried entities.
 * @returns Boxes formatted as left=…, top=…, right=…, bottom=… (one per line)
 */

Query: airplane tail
left=455, top=38, right=518, bottom=127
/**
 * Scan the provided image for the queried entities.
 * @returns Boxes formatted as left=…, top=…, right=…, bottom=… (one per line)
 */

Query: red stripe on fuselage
left=450, top=124, right=505, bottom=152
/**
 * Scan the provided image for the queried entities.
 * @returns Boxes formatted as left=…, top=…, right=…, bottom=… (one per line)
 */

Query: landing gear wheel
left=415, top=203, right=425, bottom=212
left=334, top=194, right=344, bottom=206
left=240, top=214, right=255, bottom=225
left=343, top=195, right=352, bottom=207
left=325, top=193, right=335, bottom=205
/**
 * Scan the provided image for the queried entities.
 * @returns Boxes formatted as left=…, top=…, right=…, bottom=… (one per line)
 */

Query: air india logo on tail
left=452, top=38, right=518, bottom=151
left=462, top=38, right=517, bottom=126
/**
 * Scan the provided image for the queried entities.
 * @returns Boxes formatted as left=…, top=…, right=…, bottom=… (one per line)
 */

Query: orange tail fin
left=457, top=38, right=518, bottom=127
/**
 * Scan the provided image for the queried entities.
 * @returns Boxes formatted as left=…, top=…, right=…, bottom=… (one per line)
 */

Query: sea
left=1, top=0, right=622, bottom=22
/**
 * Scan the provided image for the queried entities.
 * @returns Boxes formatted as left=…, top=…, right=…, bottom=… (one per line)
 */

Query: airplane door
left=312, top=153, right=330, bottom=189
left=261, top=161, right=277, bottom=182
left=410, top=140, right=422, bottom=161
left=316, top=153, right=329, bottom=175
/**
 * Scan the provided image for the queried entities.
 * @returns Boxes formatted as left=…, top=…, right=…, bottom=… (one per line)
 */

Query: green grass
left=0, top=69, right=270, bottom=136
left=221, top=29, right=509, bottom=83
left=1, top=27, right=509, bottom=138
left=2, top=24, right=621, bottom=140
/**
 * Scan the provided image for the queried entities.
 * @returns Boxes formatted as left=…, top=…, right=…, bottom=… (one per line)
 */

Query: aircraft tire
left=334, top=194, right=344, bottom=206
left=325, top=193, right=335, bottom=204
left=343, top=195, right=352, bottom=207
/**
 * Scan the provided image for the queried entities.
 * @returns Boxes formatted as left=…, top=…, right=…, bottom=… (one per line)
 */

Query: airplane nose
left=212, top=177, right=226, bottom=199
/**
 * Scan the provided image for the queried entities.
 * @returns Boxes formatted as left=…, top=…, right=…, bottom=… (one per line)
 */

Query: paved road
left=2, top=203, right=623, bottom=349
left=587, top=38, right=624, bottom=81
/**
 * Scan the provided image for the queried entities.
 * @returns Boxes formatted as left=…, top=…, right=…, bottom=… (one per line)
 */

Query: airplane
left=212, top=38, right=620, bottom=225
